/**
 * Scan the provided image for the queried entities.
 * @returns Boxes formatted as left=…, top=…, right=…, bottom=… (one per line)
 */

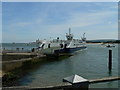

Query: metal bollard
left=63, top=74, right=89, bottom=90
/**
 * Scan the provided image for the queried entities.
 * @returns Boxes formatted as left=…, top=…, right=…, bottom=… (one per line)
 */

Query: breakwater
left=2, top=52, right=47, bottom=87
left=2, top=53, right=37, bottom=72
left=2, top=52, right=47, bottom=72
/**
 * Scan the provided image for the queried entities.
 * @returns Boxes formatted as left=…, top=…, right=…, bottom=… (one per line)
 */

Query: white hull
left=38, top=28, right=87, bottom=54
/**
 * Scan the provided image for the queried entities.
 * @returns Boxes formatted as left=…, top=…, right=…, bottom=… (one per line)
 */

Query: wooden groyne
left=2, top=76, right=120, bottom=90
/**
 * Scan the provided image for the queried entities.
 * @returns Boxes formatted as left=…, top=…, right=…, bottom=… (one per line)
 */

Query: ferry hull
left=54, top=46, right=87, bottom=53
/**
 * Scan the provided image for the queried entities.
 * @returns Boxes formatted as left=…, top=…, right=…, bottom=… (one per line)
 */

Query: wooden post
left=108, top=49, right=112, bottom=71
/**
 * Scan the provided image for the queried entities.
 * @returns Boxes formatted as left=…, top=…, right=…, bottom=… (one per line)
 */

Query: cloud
left=3, top=2, right=118, bottom=42
left=37, top=9, right=117, bottom=40
left=108, top=21, right=112, bottom=24
left=44, top=9, right=117, bottom=30
left=13, top=22, right=31, bottom=27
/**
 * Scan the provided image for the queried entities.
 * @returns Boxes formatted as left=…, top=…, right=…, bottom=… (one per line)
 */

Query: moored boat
left=38, top=28, right=87, bottom=54
left=54, top=28, right=87, bottom=53
left=106, top=44, right=115, bottom=48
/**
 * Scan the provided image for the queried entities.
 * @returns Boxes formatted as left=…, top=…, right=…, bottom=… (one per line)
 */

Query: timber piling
left=108, top=49, right=112, bottom=71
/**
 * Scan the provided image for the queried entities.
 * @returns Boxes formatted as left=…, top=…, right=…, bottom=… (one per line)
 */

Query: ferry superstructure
left=38, top=28, right=87, bottom=54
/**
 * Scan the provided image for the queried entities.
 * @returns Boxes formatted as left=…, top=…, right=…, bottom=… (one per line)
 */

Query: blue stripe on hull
left=54, top=46, right=87, bottom=53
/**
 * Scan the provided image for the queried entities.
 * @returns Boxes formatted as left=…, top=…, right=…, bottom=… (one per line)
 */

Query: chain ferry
left=38, top=28, right=87, bottom=54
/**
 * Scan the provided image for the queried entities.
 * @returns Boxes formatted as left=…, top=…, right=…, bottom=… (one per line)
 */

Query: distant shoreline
left=1, top=39, right=120, bottom=44
left=86, top=42, right=119, bottom=44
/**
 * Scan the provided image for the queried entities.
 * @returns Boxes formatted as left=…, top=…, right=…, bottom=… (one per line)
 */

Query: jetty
left=89, top=76, right=120, bottom=84
left=2, top=52, right=46, bottom=74
left=2, top=76, right=120, bottom=90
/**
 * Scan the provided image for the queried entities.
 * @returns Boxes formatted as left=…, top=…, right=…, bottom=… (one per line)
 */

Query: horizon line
left=1, top=0, right=120, bottom=2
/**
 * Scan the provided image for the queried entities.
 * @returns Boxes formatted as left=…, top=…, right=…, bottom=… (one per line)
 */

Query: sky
left=1, top=0, right=120, bottom=2
left=0, top=2, right=2, bottom=43
left=2, top=2, right=118, bottom=43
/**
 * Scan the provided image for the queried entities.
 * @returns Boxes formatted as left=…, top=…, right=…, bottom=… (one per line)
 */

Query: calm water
left=3, top=43, right=119, bottom=88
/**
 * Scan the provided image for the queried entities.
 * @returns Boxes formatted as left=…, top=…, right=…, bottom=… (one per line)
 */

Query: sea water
left=2, top=43, right=119, bottom=88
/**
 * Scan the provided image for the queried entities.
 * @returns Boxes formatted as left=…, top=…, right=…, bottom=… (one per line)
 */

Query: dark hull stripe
left=54, top=46, right=87, bottom=53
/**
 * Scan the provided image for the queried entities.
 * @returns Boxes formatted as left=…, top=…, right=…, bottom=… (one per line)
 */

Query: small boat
left=12, top=42, right=15, bottom=44
left=101, top=43, right=105, bottom=45
left=106, top=44, right=115, bottom=48
left=38, top=28, right=87, bottom=54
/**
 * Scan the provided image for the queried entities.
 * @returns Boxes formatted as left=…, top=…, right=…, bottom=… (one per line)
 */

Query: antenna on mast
left=66, top=27, right=73, bottom=40
left=83, top=32, right=85, bottom=38
left=69, top=28, right=71, bottom=35
left=81, top=32, right=86, bottom=41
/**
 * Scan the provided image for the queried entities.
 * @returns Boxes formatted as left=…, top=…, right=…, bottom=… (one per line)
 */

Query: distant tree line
left=86, top=40, right=120, bottom=43
left=112, top=40, right=120, bottom=43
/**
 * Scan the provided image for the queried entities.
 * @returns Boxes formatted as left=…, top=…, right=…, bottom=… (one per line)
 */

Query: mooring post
left=63, top=74, right=89, bottom=90
left=108, top=49, right=112, bottom=71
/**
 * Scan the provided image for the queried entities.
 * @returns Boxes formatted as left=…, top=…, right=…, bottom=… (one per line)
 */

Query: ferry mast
left=66, top=28, right=73, bottom=40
